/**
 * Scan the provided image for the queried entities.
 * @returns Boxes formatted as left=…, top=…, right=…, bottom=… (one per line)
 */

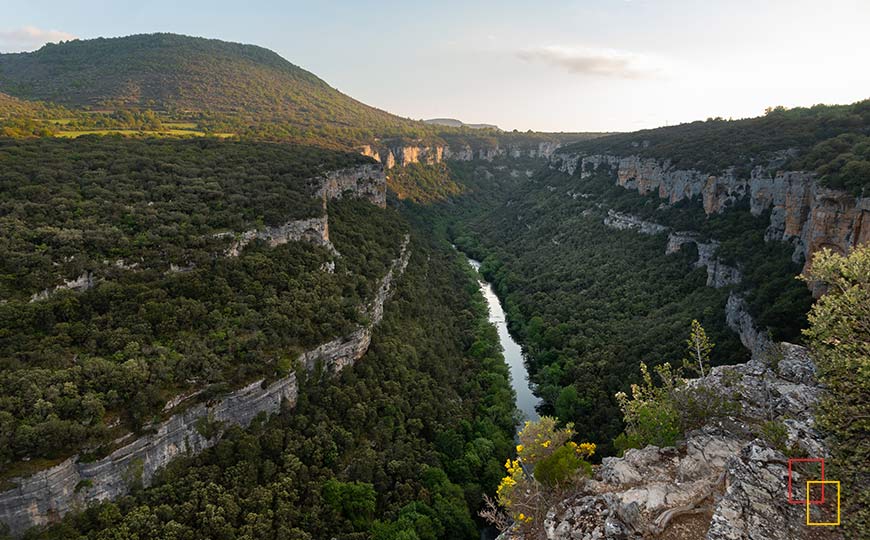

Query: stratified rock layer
left=555, top=153, right=869, bottom=271
left=360, top=141, right=562, bottom=169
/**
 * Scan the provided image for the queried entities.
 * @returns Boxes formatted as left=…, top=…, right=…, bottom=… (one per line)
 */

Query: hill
left=0, top=33, right=428, bottom=147
left=425, top=118, right=500, bottom=130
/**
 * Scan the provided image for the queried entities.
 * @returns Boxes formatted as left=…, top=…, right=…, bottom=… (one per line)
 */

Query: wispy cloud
left=0, top=26, right=77, bottom=52
left=516, top=45, right=665, bottom=79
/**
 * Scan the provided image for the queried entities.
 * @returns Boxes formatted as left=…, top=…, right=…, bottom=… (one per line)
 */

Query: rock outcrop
left=220, top=215, right=336, bottom=257
left=602, top=214, right=741, bottom=289
left=725, top=293, right=772, bottom=358
left=556, top=152, right=869, bottom=271
left=666, top=233, right=742, bottom=289
left=0, top=236, right=411, bottom=537
left=29, top=272, right=96, bottom=303
left=315, top=164, right=387, bottom=208
left=603, top=210, right=669, bottom=235
left=541, top=343, right=833, bottom=540
left=361, top=141, right=562, bottom=170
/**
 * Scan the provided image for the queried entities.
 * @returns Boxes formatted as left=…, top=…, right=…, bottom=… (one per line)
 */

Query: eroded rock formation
left=29, top=272, right=96, bottom=303
left=557, top=153, right=868, bottom=271
left=0, top=236, right=411, bottom=537
left=360, top=141, right=562, bottom=170
left=220, top=215, right=336, bottom=257
left=602, top=213, right=741, bottom=289
left=540, top=343, right=832, bottom=540
left=603, top=210, right=669, bottom=235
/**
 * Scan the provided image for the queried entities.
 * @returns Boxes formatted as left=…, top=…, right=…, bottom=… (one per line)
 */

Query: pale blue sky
left=1, top=0, right=868, bottom=132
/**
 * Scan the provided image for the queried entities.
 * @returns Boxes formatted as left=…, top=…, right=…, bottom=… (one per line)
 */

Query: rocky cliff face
left=361, top=141, right=561, bottom=169
left=603, top=210, right=669, bottom=235
left=538, top=343, right=830, bottom=540
left=221, top=215, right=336, bottom=257
left=29, top=272, right=96, bottom=303
left=315, top=164, right=387, bottom=208
left=0, top=235, right=411, bottom=537
left=556, top=153, right=869, bottom=271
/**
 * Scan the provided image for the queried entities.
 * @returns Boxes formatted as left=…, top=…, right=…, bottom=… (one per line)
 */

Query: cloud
left=0, top=26, right=77, bottom=52
left=516, top=45, right=665, bottom=79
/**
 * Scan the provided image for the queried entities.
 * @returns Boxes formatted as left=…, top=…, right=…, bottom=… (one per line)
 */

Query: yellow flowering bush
left=488, top=417, right=596, bottom=537
left=516, top=416, right=575, bottom=464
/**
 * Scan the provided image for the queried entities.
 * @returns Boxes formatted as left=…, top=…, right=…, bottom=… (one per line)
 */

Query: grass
left=55, top=129, right=234, bottom=138
left=162, top=121, right=198, bottom=129
left=0, top=457, right=67, bottom=489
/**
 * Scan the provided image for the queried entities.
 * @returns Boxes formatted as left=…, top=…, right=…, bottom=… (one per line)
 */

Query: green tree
left=685, top=319, right=713, bottom=377
left=800, top=246, right=870, bottom=538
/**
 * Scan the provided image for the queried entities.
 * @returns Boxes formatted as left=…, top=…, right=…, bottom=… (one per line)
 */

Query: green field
left=55, top=128, right=234, bottom=138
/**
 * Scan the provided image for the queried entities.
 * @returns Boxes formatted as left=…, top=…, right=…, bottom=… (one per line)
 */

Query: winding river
left=467, top=258, right=540, bottom=424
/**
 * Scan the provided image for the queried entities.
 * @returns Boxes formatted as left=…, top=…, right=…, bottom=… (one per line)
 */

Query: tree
left=800, top=245, right=870, bottom=538
left=685, top=319, right=713, bottom=377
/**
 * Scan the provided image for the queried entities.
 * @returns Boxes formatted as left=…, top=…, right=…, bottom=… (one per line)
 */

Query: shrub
left=488, top=417, right=595, bottom=538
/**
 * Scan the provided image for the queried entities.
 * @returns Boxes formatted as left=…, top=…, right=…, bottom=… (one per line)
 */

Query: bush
left=534, top=445, right=592, bottom=487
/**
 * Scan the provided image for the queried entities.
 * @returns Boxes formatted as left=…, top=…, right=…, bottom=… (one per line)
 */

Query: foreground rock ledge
left=506, top=343, right=842, bottom=540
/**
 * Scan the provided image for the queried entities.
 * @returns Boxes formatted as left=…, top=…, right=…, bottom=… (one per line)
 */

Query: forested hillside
left=561, top=99, right=870, bottom=193
left=0, top=137, right=400, bottom=475
left=0, top=34, right=426, bottom=146
left=13, top=231, right=517, bottom=540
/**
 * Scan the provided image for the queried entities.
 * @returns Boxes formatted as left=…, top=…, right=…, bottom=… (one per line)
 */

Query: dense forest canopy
left=13, top=229, right=517, bottom=540
left=0, top=137, right=371, bottom=296
left=0, top=136, right=407, bottom=473
left=561, top=100, right=870, bottom=193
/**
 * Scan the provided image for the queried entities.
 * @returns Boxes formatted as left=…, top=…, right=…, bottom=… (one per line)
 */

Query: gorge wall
left=555, top=153, right=869, bottom=270
left=602, top=207, right=764, bottom=356
left=0, top=170, right=398, bottom=537
left=360, top=140, right=562, bottom=169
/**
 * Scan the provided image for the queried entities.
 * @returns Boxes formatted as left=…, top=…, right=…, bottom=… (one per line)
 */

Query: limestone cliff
left=0, top=235, right=411, bottom=537
left=555, top=153, right=869, bottom=271
left=537, top=342, right=830, bottom=540
left=315, top=164, right=387, bottom=208
left=360, top=140, right=561, bottom=170
left=220, top=215, right=336, bottom=257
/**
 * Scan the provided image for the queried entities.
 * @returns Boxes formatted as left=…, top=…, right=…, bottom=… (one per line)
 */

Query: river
left=467, top=258, right=540, bottom=424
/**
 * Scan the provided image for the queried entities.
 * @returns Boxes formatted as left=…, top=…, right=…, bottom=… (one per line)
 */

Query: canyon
left=556, top=153, right=869, bottom=271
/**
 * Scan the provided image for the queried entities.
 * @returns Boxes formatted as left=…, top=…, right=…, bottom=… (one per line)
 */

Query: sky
left=1, top=0, right=869, bottom=132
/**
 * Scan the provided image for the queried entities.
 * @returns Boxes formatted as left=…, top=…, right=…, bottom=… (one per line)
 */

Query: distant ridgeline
left=0, top=34, right=603, bottom=151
